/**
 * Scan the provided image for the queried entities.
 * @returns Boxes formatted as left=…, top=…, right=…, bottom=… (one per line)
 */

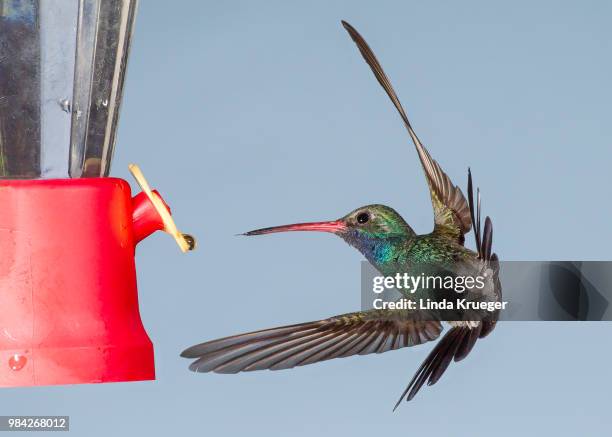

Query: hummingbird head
left=243, top=204, right=415, bottom=266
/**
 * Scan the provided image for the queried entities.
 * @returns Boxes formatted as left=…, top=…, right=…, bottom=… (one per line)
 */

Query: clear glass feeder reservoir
left=0, top=0, right=137, bottom=178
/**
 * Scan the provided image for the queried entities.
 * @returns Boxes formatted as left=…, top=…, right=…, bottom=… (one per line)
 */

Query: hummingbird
left=182, top=21, right=501, bottom=409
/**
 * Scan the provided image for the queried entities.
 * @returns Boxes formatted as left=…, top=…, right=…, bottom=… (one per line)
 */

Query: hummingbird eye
left=356, top=212, right=370, bottom=224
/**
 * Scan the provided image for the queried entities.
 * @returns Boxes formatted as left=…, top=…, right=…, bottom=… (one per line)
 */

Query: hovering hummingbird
left=182, top=21, right=501, bottom=409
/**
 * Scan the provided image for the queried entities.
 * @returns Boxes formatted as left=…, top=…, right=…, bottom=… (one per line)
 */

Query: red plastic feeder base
left=0, top=178, right=167, bottom=387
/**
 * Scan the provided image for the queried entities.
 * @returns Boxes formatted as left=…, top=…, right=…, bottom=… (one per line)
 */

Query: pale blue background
left=2, top=0, right=612, bottom=435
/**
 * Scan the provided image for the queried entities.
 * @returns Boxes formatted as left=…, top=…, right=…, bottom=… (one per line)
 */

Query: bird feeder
left=0, top=0, right=194, bottom=387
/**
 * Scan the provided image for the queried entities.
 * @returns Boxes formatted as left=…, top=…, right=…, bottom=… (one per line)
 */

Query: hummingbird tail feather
left=482, top=217, right=493, bottom=261
left=467, top=169, right=501, bottom=340
left=394, top=322, right=495, bottom=411
left=467, top=169, right=481, bottom=255
left=467, top=169, right=497, bottom=262
left=394, top=325, right=483, bottom=410
left=454, top=323, right=482, bottom=361
left=479, top=251, right=501, bottom=339
left=467, top=169, right=489, bottom=259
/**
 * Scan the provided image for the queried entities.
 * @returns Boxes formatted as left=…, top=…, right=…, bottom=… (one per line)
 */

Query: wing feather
left=342, top=20, right=471, bottom=239
left=181, top=310, right=443, bottom=374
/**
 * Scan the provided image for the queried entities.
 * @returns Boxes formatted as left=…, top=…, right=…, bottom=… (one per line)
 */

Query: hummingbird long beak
left=242, top=220, right=347, bottom=236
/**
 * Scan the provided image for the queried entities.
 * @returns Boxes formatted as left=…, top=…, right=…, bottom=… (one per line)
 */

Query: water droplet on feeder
left=59, top=98, right=71, bottom=113
left=8, top=354, right=26, bottom=371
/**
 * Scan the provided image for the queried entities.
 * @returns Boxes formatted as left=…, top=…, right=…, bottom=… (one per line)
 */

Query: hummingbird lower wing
left=342, top=21, right=472, bottom=242
left=181, top=310, right=442, bottom=374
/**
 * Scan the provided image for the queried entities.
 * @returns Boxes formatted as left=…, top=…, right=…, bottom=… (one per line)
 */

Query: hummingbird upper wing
left=342, top=21, right=472, bottom=241
left=181, top=310, right=442, bottom=374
